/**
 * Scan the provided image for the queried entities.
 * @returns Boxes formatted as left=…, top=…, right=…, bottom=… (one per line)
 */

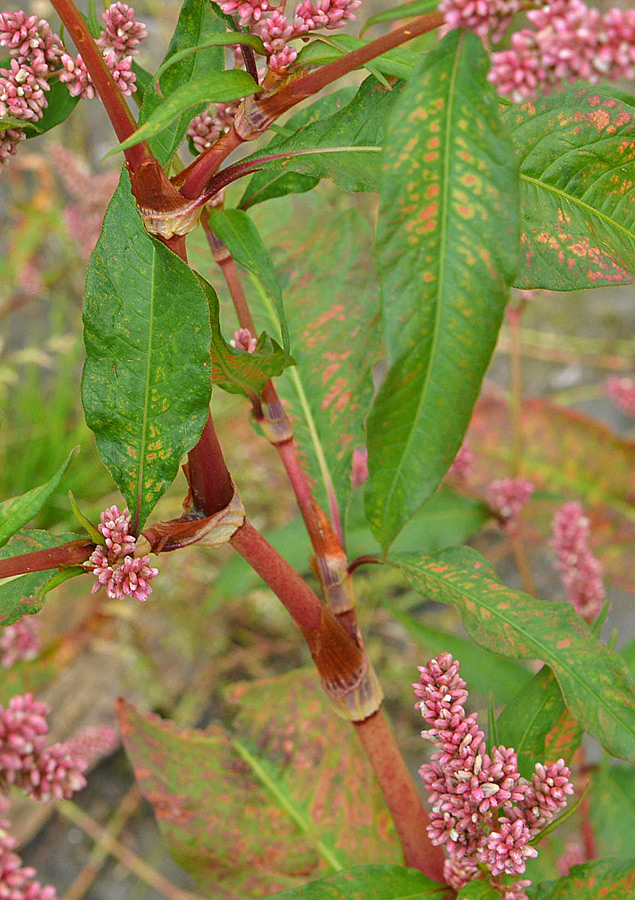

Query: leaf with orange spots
left=366, top=29, right=520, bottom=550
left=465, top=392, right=635, bottom=594
left=253, top=204, right=382, bottom=525
left=265, top=865, right=446, bottom=899
left=118, top=670, right=400, bottom=897
left=532, top=859, right=635, bottom=900
left=389, top=548, right=635, bottom=761
left=496, top=666, right=582, bottom=779
left=83, top=173, right=212, bottom=530
left=505, top=85, right=635, bottom=289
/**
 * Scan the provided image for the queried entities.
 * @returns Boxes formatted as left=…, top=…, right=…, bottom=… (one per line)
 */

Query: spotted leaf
left=506, top=85, right=635, bottom=289
left=389, top=547, right=635, bottom=762
left=118, top=670, right=399, bottom=896
left=532, top=859, right=635, bottom=900
left=82, top=172, right=212, bottom=531
left=266, top=866, right=445, bottom=899
left=366, top=29, right=520, bottom=549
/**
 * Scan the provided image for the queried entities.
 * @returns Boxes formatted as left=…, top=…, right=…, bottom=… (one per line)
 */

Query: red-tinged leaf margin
left=389, top=547, right=635, bottom=762
left=118, top=670, right=400, bottom=896
left=531, top=858, right=635, bottom=900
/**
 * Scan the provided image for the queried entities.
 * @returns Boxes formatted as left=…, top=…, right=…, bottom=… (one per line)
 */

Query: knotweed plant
left=1, top=0, right=634, bottom=896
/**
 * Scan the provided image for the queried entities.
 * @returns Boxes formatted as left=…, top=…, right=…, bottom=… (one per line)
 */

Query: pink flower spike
left=448, top=441, right=474, bottom=481
left=486, top=477, right=535, bottom=524
left=605, top=375, right=635, bottom=418
left=99, top=2, right=147, bottom=56
left=0, top=618, right=40, bottom=669
left=350, top=447, right=369, bottom=488
left=551, top=501, right=605, bottom=623
left=219, top=0, right=271, bottom=27
left=65, top=724, right=119, bottom=768
left=59, top=53, right=95, bottom=99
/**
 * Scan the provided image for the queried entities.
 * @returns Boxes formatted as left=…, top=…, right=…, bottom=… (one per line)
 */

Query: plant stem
left=187, top=416, right=235, bottom=516
left=0, top=539, right=93, bottom=577
left=49, top=0, right=149, bottom=172
left=355, top=712, right=447, bottom=881
left=176, top=12, right=443, bottom=199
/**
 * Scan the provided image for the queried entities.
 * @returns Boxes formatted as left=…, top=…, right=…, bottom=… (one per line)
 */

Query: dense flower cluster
left=551, top=501, right=605, bottom=623
left=350, top=446, right=369, bottom=488
left=1, top=794, right=57, bottom=900
left=83, top=505, right=158, bottom=602
left=188, top=101, right=240, bottom=154
left=231, top=327, right=258, bottom=353
left=605, top=375, right=635, bottom=418
left=0, top=4, right=145, bottom=170
left=486, top=477, right=535, bottom=526
left=0, top=692, right=87, bottom=802
left=0, top=618, right=40, bottom=669
left=440, top=0, right=635, bottom=102
left=59, top=2, right=146, bottom=99
left=214, top=0, right=362, bottom=72
left=0, top=693, right=89, bottom=899
left=415, top=653, right=574, bottom=897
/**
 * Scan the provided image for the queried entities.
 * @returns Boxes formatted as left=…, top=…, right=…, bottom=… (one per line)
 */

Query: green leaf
left=590, top=763, right=635, bottom=858
left=496, top=666, right=582, bottom=779
left=206, top=208, right=290, bottom=352
left=532, top=859, right=635, bottom=900
left=237, top=76, right=399, bottom=194
left=456, top=882, right=501, bottom=900
left=380, top=595, right=530, bottom=706
left=366, top=29, right=519, bottom=550
left=362, top=0, right=440, bottom=33
left=505, top=85, right=635, bottom=289
left=109, top=69, right=259, bottom=156
left=119, top=670, right=400, bottom=896
left=196, top=274, right=294, bottom=395
left=25, top=80, right=80, bottom=136
left=82, top=173, right=212, bottom=530
left=389, top=547, right=635, bottom=761
left=267, top=865, right=445, bottom=899
left=0, top=531, right=81, bottom=626
left=250, top=205, right=382, bottom=524
left=153, top=32, right=265, bottom=92
left=0, top=448, right=77, bottom=548
left=239, top=88, right=356, bottom=209
left=136, top=0, right=234, bottom=166
left=297, top=35, right=419, bottom=82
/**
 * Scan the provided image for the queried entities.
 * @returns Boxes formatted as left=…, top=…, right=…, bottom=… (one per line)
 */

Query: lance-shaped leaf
left=119, top=670, right=399, bottom=896
left=456, top=883, right=501, bottom=900
left=266, top=866, right=445, bottom=899
left=296, top=35, right=419, bottom=83
left=236, top=76, right=400, bottom=195
left=532, top=859, right=635, bottom=900
left=0, top=448, right=77, bottom=548
left=389, top=547, right=635, bottom=761
left=206, top=208, right=290, bottom=352
left=239, top=88, right=356, bottom=209
left=250, top=205, right=382, bottom=525
left=496, top=666, right=582, bottom=779
left=196, top=275, right=294, bottom=395
left=111, top=69, right=259, bottom=156
left=0, top=531, right=81, bottom=626
left=136, top=0, right=235, bottom=166
left=366, top=29, right=519, bottom=550
left=82, top=173, right=212, bottom=531
left=505, top=85, right=635, bottom=289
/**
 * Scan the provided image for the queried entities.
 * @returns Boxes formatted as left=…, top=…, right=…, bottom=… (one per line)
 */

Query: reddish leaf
left=119, top=670, right=399, bottom=897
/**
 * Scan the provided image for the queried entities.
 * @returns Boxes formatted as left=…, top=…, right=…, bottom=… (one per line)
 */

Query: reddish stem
left=0, top=539, right=93, bottom=578
left=177, top=12, right=443, bottom=200
left=187, top=417, right=235, bottom=517
left=355, top=712, right=447, bottom=880
left=49, top=0, right=149, bottom=173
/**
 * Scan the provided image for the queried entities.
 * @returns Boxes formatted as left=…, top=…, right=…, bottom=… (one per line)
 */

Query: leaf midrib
left=134, top=246, right=157, bottom=527
left=378, top=32, right=464, bottom=541
left=521, top=173, right=635, bottom=245
left=398, top=559, right=635, bottom=748
left=232, top=737, right=344, bottom=873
